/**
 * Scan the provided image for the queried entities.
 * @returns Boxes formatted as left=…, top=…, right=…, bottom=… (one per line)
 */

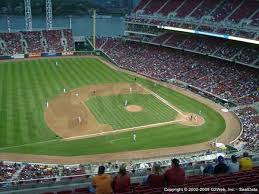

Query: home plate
left=221, top=108, right=229, bottom=112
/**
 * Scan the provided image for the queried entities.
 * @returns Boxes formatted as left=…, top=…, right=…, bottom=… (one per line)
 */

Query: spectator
left=91, top=166, right=113, bottom=194
left=203, top=162, right=214, bottom=174
left=227, top=155, right=239, bottom=173
left=147, top=164, right=164, bottom=188
left=214, top=156, right=229, bottom=174
left=164, top=158, right=185, bottom=186
left=113, top=165, right=130, bottom=193
left=142, top=167, right=151, bottom=185
left=239, top=152, right=253, bottom=171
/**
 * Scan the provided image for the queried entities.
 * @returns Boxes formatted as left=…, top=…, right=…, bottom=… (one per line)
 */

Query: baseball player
left=133, top=134, right=136, bottom=141
left=125, top=100, right=128, bottom=107
left=64, top=88, right=66, bottom=93
left=46, top=101, right=48, bottom=108
left=78, top=116, right=82, bottom=123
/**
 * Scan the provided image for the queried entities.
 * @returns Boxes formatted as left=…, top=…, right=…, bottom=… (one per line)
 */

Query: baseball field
left=0, top=57, right=240, bottom=162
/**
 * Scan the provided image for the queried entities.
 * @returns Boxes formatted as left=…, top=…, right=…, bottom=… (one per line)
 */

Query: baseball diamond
left=0, top=57, right=240, bottom=161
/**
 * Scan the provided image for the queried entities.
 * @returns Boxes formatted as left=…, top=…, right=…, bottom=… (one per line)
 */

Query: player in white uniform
left=46, top=101, right=48, bottom=108
left=55, top=61, right=58, bottom=66
left=133, top=134, right=136, bottom=141
left=124, top=100, right=128, bottom=107
left=78, top=116, right=82, bottom=123
left=64, top=88, right=66, bottom=93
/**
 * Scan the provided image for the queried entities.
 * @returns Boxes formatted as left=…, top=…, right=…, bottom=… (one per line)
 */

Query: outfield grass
left=0, top=57, right=225, bottom=156
left=86, top=94, right=177, bottom=129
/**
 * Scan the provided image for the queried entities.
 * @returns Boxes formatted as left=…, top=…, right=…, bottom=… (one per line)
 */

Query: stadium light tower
left=24, top=0, right=32, bottom=31
left=7, top=16, right=11, bottom=32
left=93, top=9, right=96, bottom=50
left=69, top=15, right=72, bottom=29
left=46, top=0, right=53, bottom=30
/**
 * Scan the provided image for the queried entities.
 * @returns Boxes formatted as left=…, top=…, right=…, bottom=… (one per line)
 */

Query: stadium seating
left=158, top=0, right=182, bottom=16
left=63, top=29, right=75, bottom=52
left=235, top=107, right=259, bottom=151
left=129, top=0, right=259, bottom=39
left=100, top=38, right=259, bottom=107
left=0, top=32, right=22, bottom=55
left=37, top=168, right=259, bottom=193
left=0, top=29, right=74, bottom=56
left=125, top=30, right=259, bottom=66
left=21, top=31, right=44, bottom=53
left=175, top=0, right=201, bottom=18
left=43, top=30, right=64, bottom=52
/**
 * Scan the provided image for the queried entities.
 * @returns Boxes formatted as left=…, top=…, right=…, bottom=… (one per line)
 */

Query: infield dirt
left=44, top=82, right=204, bottom=139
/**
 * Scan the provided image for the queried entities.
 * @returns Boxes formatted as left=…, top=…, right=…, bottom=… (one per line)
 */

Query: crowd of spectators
left=17, top=164, right=59, bottom=181
left=63, top=29, right=75, bottom=52
left=0, top=162, right=20, bottom=183
left=100, top=38, right=259, bottom=106
left=0, top=32, right=22, bottom=55
left=61, top=165, right=86, bottom=176
left=235, top=107, right=259, bottom=152
left=42, top=30, right=64, bottom=53
left=0, top=29, right=74, bottom=56
left=124, top=30, right=259, bottom=66
left=0, top=151, right=258, bottom=192
left=128, top=0, right=259, bottom=40
left=21, top=31, right=43, bottom=53
left=89, top=153, right=256, bottom=193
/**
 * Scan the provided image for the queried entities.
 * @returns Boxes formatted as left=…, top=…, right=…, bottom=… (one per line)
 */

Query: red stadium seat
left=74, top=188, right=89, bottom=193
left=57, top=191, right=72, bottom=194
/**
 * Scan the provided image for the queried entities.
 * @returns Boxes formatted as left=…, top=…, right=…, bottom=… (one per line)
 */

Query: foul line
left=64, top=119, right=183, bottom=141
left=137, top=84, right=185, bottom=116
left=0, top=139, right=61, bottom=151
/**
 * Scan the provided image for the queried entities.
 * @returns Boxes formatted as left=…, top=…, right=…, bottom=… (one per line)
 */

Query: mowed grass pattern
left=0, top=57, right=226, bottom=155
left=86, top=94, right=177, bottom=129
left=0, top=58, right=131, bottom=147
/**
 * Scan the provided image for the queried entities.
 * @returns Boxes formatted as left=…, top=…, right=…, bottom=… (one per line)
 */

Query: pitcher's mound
left=126, top=105, right=143, bottom=112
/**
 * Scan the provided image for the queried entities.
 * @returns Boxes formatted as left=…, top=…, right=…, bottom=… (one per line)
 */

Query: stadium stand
left=0, top=29, right=74, bottom=56
left=235, top=107, right=259, bottom=151
left=0, top=32, right=22, bottom=55
left=99, top=38, right=259, bottom=106
left=127, top=0, right=259, bottom=39
left=63, top=29, right=75, bottom=52
left=21, top=31, right=44, bottom=53
left=42, top=30, right=64, bottom=52
left=1, top=154, right=259, bottom=193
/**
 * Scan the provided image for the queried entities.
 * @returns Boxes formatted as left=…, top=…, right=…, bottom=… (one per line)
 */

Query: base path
left=45, top=83, right=148, bottom=138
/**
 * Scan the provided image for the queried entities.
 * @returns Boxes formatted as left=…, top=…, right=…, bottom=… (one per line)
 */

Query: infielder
left=64, top=88, right=66, bottom=93
left=78, top=116, right=82, bottom=123
left=46, top=101, right=48, bottom=108
left=124, top=100, right=128, bottom=107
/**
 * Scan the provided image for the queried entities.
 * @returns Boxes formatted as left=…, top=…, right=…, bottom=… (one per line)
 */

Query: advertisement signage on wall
left=13, top=54, right=25, bottom=59
left=41, top=52, right=62, bottom=57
